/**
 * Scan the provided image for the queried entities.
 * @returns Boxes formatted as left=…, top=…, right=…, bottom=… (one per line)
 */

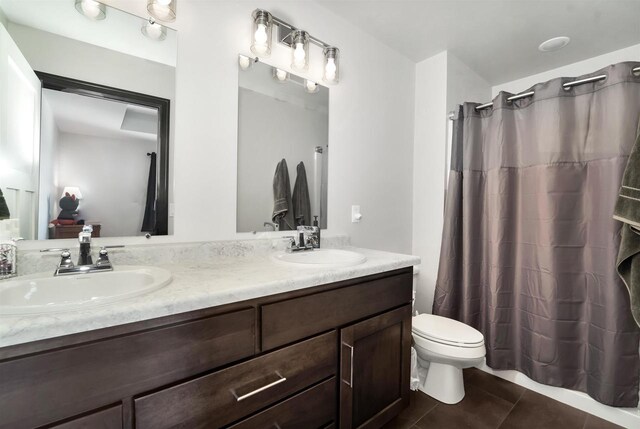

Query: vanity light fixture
left=74, top=0, right=106, bottom=21
left=141, top=18, right=167, bottom=41
left=323, top=47, right=340, bottom=84
left=248, top=9, right=341, bottom=84
left=304, top=80, right=319, bottom=94
left=273, top=68, right=289, bottom=82
left=147, top=0, right=176, bottom=23
left=291, top=30, right=310, bottom=71
left=251, top=10, right=273, bottom=56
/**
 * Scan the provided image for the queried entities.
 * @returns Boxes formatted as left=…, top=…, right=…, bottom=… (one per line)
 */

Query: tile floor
left=383, top=368, right=624, bottom=429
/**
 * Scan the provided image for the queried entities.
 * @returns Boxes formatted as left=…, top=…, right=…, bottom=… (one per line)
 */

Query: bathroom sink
left=0, top=266, right=172, bottom=315
left=272, top=249, right=367, bottom=267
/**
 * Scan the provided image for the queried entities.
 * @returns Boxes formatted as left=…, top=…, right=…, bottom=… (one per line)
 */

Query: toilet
left=412, top=314, right=486, bottom=404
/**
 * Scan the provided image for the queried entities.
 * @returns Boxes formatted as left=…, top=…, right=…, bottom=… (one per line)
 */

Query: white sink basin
left=0, top=266, right=172, bottom=315
left=272, top=249, right=367, bottom=267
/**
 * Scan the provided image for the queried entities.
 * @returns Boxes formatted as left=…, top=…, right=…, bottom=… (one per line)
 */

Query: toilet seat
left=412, top=314, right=484, bottom=348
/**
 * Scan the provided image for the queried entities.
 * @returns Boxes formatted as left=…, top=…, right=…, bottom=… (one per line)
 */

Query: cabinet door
left=340, top=305, right=412, bottom=429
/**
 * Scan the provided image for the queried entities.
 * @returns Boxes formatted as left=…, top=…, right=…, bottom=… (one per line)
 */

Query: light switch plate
left=351, top=205, right=362, bottom=223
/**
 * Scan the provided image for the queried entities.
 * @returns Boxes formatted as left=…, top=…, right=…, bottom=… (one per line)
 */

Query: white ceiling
left=43, top=89, right=158, bottom=143
left=317, top=0, right=640, bottom=85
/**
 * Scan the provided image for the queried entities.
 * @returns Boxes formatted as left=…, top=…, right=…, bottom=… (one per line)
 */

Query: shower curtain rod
left=448, top=66, right=640, bottom=119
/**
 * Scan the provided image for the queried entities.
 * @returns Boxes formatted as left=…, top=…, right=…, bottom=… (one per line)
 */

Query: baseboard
left=477, top=363, right=640, bottom=429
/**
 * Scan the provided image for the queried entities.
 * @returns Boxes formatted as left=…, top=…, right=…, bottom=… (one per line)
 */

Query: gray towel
left=292, top=162, right=311, bottom=226
left=272, top=159, right=295, bottom=231
left=615, top=130, right=640, bottom=327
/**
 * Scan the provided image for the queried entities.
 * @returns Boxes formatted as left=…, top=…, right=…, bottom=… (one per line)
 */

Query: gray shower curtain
left=433, top=62, right=640, bottom=407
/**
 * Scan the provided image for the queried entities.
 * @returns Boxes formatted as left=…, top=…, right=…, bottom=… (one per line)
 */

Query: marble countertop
left=0, top=246, right=419, bottom=348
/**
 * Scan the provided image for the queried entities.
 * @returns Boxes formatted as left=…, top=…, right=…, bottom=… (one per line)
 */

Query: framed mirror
left=236, top=59, right=329, bottom=233
left=0, top=0, right=176, bottom=240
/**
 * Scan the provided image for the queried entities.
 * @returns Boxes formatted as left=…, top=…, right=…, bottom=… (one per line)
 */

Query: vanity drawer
left=227, top=377, right=336, bottom=429
left=261, top=270, right=412, bottom=350
left=49, top=405, right=122, bottom=429
left=0, top=308, right=255, bottom=429
left=134, top=331, right=337, bottom=429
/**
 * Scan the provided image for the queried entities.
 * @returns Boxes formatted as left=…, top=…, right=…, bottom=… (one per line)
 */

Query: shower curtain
left=433, top=62, right=640, bottom=407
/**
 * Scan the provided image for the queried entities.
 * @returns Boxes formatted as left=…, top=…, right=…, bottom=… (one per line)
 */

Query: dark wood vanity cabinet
left=0, top=267, right=412, bottom=429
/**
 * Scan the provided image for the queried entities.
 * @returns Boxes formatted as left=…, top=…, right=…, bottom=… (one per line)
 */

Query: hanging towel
left=615, top=130, right=640, bottom=327
left=0, top=188, right=9, bottom=220
left=141, top=152, right=157, bottom=233
left=272, top=159, right=295, bottom=230
left=292, top=162, right=311, bottom=226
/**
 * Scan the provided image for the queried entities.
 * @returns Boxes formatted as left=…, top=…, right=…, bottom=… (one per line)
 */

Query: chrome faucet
left=285, top=226, right=321, bottom=253
left=41, top=245, right=124, bottom=276
left=78, top=225, right=93, bottom=266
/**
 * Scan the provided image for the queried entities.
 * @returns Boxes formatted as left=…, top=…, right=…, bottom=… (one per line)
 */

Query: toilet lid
left=412, top=314, right=484, bottom=347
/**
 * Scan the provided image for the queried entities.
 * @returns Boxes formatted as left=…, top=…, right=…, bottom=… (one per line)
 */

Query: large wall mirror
left=0, top=0, right=176, bottom=240
left=237, top=59, right=329, bottom=233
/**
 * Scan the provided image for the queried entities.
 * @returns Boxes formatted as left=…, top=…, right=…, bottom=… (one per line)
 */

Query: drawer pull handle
left=342, top=342, right=354, bottom=388
left=233, top=372, right=287, bottom=402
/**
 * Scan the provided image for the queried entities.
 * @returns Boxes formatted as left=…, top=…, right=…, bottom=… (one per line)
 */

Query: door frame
left=35, top=71, right=170, bottom=236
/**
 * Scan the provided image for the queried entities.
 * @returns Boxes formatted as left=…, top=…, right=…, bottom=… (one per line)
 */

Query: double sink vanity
left=0, top=3, right=419, bottom=428
left=0, top=237, right=419, bottom=429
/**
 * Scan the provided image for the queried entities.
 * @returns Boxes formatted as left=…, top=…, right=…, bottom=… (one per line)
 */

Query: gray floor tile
left=463, top=368, right=526, bottom=404
left=414, top=384, right=513, bottom=429
left=382, top=390, right=438, bottom=429
left=498, top=390, right=587, bottom=429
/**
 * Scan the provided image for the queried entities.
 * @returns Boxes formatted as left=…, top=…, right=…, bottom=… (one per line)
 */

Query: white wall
left=412, top=51, right=491, bottom=314
left=38, top=99, right=59, bottom=239
left=412, top=52, right=448, bottom=313
left=237, top=88, right=328, bottom=232
left=55, top=132, right=156, bottom=238
left=492, top=43, right=640, bottom=96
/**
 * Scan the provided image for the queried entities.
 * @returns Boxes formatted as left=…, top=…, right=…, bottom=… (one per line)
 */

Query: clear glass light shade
left=147, top=0, right=176, bottom=23
left=323, top=47, right=340, bottom=84
left=304, top=80, right=319, bottom=94
left=273, top=68, right=289, bottom=82
left=141, top=18, right=167, bottom=41
left=291, top=30, right=309, bottom=71
left=251, top=10, right=273, bottom=57
left=238, top=55, right=252, bottom=70
left=74, top=0, right=106, bottom=21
